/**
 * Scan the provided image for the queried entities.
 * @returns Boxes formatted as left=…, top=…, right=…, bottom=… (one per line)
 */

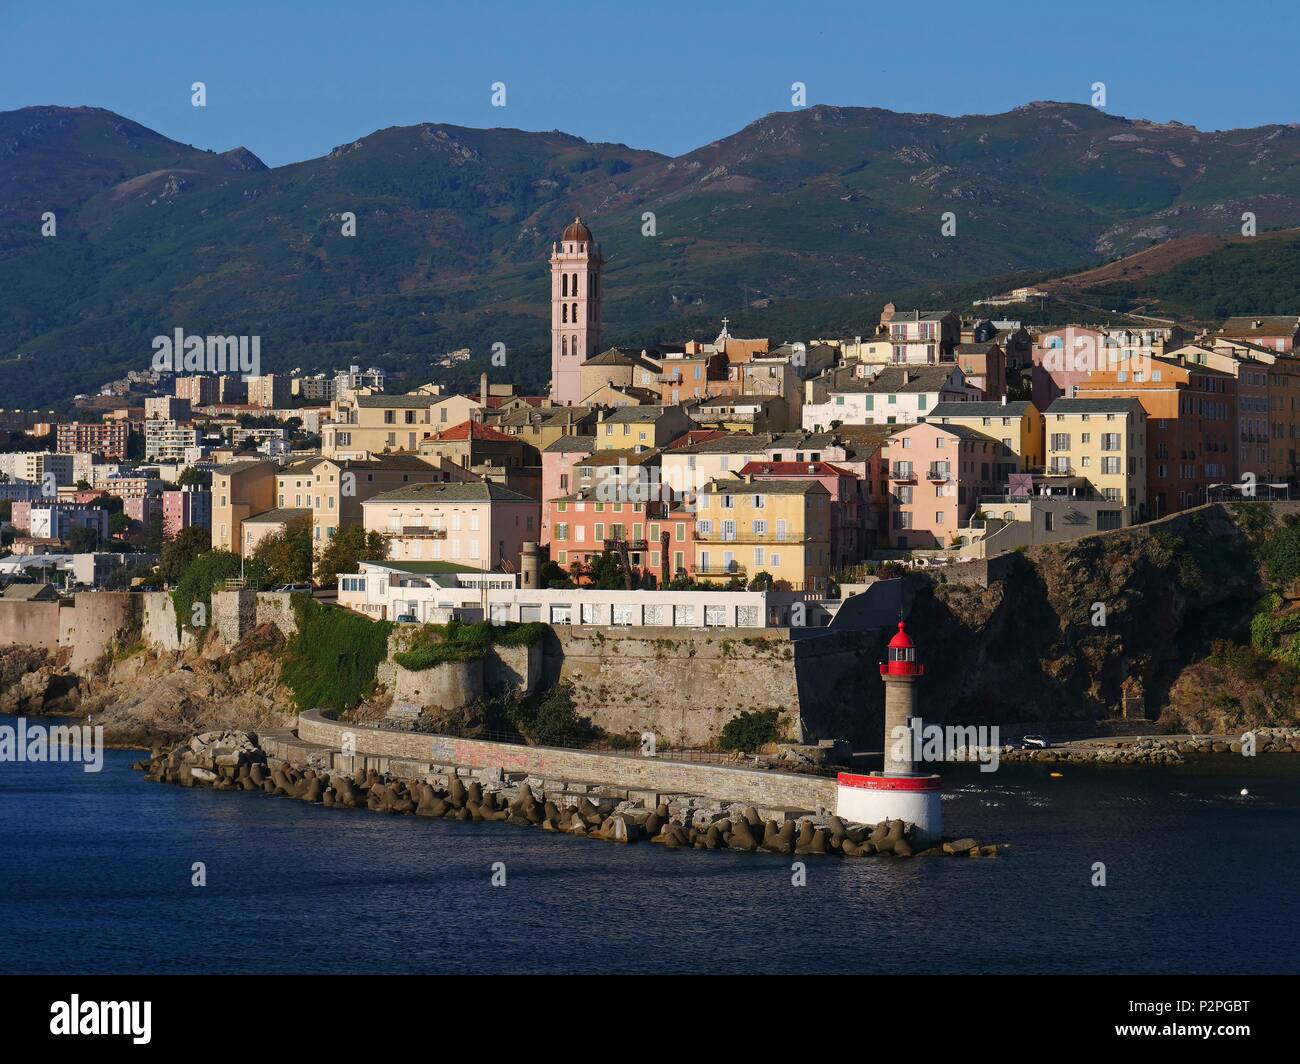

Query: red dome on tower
left=880, top=620, right=924, bottom=677
left=887, top=620, right=914, bottom=650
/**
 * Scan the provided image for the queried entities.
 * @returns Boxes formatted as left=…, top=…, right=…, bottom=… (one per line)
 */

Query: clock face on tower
left=550, top=217, right=603, bottom=405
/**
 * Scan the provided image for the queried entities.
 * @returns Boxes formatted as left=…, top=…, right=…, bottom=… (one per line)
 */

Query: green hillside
left=5, top=101, right=1300, bottom=405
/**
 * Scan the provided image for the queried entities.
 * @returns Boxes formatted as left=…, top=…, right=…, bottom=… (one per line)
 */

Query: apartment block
left=144, top=396, right=192, bottom=421
left=549, top=491, right=695, bottom=581
left=161, top=485, right=212, bottom=540
left=927, top=400, right=1045, bottom=483
left=246, top=374, right=292, bottom=409
left=884, top=422, right=1001, bottom=549
left=361, top=482, right=538, bottom=570
left=55, top=421, right=130, bottom=460
left=693, top=476, right=832, bottom=591
left=1074, top=357, right=1235, bottom=516
left=144, top=419, right=200, bottom=462
left=1043, top=398, right=1147, bottom=524
left=211, top=460, right=277, bottom=555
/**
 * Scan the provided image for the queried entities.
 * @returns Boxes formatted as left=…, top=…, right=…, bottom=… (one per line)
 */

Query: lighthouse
left=835, top=619, right=944, bottom=844
left=881, top=619, right=923, bottom=774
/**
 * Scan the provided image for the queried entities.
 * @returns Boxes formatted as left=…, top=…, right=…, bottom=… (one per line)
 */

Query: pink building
left=548, top=492, right=696, bottom=584
left=124, top=495, right=162, bottom=527
left=162, top=485, right=212, bottom=540
left=1031, top=326, right=1108, bottom=411
left=884, top=422, right=1001, bottom=550
left=540, top=434, right=596, bottom=546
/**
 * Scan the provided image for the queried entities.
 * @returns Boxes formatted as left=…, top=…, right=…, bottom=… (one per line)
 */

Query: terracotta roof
left=738, top=460, right=855, bottom=477
left=427, top=420, right=517, bottom=443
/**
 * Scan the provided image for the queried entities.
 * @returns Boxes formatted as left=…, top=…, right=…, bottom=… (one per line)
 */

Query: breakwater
left=136, top=729, right=1000, bottom=860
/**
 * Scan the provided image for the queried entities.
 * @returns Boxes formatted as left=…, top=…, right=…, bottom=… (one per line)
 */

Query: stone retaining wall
left=296, top=710, right=838, bottom=812
left=546, top=626, right=876, bottom=746
left=392, top=658, right=483, bottom=710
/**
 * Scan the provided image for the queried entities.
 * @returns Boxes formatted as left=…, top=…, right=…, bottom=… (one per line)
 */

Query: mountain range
left=4, top=101, right=1300, bottom=407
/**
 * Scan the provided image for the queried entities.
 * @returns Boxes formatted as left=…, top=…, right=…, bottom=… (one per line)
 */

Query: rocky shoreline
left=135, top=730, right=1003, bottom=860
left=998, top=727, right=1300, bottom=767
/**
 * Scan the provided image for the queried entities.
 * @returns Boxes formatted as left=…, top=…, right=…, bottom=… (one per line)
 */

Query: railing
left=926, top=466, right=951, bottom=481
left=695, top=530, right=810, bottom=544
left=603, top=538, right=648, bottom=551
left=695, top=563, right=747, bottom=576
left=889, top=466, right=916, bottom=482
left=383, top=527, right=448, bottom=538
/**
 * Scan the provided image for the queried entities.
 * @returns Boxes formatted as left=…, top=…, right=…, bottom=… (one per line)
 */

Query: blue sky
left=6, top=0, right=1298, bottom=167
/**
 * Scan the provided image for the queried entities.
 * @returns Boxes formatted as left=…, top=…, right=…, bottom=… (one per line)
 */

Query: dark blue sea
left=1, top=718, right=1297, bottom=974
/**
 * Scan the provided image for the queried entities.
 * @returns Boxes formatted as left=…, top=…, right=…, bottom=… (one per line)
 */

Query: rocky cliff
left=904, top=504, right=1267, bottom=730
left=3, top=504, right=1296, bottom=746
left=1, top=624, right=297, bottom=749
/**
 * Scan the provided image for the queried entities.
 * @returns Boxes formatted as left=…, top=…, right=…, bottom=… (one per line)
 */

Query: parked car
left=1021, top=734, right=1051, bottom=749
left=395, top=613, right=418, bottom=624
left=275, top=583, right=314, bottom=593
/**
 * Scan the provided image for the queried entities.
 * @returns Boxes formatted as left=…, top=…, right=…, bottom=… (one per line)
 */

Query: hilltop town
left=2, top=217, right=1295, bottom=596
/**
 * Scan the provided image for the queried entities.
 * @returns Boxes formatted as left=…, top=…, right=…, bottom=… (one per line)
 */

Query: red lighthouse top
left=880, top=620, right=924, bottom=677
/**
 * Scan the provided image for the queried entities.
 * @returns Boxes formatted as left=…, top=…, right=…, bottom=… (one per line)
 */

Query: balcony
left=889, top=465, right=916, bottom=483
left=926, top=465, right=952, bottom=482
left=696, top=530, right=809, bottom=544
left=696, top=563, right=747, bottom=577
left=383, top=526, right=447, bottom=538
left=603, top=538, right=648, bottom=552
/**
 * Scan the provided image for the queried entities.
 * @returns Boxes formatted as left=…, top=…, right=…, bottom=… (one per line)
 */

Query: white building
left=338, top=560, right=822, bottom=628
left=802, top=365, right=977, bottom=431
left=144, top=420, right=201, bottom=462
left=29, top=505, right=109, bottom=541
left=0, top=451, right=76, bottom=488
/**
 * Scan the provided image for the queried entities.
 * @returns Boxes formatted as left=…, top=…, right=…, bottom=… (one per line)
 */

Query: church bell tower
left=549, top=216, right=603, bottom=404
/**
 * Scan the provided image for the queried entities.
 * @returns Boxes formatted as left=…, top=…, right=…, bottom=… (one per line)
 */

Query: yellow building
left=928, top=400, right=1045, bottom=481
left=1043, top=397, right=1147, bottom=525
left=272, top=455, right=442, bottom=552
left=693, top=476, right=831, bottom=591
left=211, top=460, right=276, bottom=554
left=594, top=405, right=693, bottom=451
left=321, top=393, right=484, bottom=458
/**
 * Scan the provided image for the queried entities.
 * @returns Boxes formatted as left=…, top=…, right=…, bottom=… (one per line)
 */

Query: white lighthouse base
left=836, top=772, right=943, bottom=846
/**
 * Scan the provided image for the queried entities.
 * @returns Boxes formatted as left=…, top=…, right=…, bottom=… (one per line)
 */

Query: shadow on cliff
left=900, top=505, right=1262, bottom=730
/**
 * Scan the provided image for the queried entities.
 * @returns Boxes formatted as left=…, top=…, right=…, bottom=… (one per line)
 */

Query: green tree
left=539, top=558, right=572, bottom=588
left=159, top=526, right=211, bottom=585
left=177, top=466, right=209, bottom=488
left=315, top=524, right=388, bottom=585
left=1261, top=521, right=1300, bottom=586
left=108, top=512, right=133, bottom=537
left=67, top=525, right=102, bottom=552
left=253, top=516, right=313, bottom=585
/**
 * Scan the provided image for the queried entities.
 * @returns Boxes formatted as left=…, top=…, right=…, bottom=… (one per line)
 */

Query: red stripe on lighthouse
left=837, top=772, right=942, bottom=792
